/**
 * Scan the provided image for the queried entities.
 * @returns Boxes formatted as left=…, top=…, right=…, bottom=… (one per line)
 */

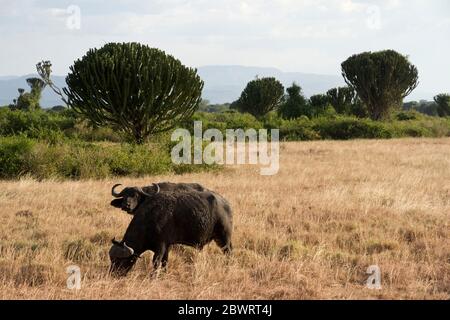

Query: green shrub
left=0, top=136, right=35, bottom=178
left=390, top=122, right=431, bottom=137
left=107, top=143, right=173, bottom=177
left=389, top=117, right=450, bottom=138
left=0, top=136, right=212, bottom=180
left=0, top=108, right=125, bottom=143
left=395, top=110, right=422, bottom=121
left=312, top=117, right=393, bottom=140
left=68, top=124, right=124, bottom=143
left=262, top=112, right=285, bottom=130
left=189, top=112, right=263, bottom=134
left=278, top=117, right=321, bottom=141
left=186, top=111, right=450, bottom=141
left=0, top=108, right=75, bottom=138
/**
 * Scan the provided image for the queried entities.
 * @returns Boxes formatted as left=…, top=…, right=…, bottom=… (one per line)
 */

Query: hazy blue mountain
left=0, top=66, right=431, bottom=107
left=0, top=74, right=66, bottom=107
left=197, top=65, right=345, bottom=104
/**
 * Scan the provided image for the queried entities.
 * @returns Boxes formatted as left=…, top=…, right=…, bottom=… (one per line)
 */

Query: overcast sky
left=1, top=0, right=449, bottom=99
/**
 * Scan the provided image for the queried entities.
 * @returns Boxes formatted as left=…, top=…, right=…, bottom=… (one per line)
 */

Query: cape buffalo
left=110, top=182, right=207, bottom=214
left=109, top=183, right=233, bottom=277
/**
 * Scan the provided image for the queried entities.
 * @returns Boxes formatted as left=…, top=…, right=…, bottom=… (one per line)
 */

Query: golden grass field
left=0, top=138, right=449, bottom=299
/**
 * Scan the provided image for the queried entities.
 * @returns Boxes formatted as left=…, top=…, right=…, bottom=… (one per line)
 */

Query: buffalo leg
left=161, top=245, right=170, bottom=269
left=214, top=226, right=233, bottom=255
left=151, top=243, right=167, bottom=277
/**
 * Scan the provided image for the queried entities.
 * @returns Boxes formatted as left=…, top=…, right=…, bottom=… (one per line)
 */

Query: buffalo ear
left=110, top=199, right=122, bottom=209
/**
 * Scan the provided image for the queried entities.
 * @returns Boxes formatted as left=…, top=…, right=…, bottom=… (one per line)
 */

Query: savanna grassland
left=0, top=138, right=449, bottom=299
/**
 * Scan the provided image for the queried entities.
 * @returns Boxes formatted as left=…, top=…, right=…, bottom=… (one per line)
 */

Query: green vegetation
left=1, top=42, right=208, bottom=180
left=190, top=110, right=450, bottom=141
left=1, top=105, right=449, bottom=180
left=278, top=83, right=308, bottom=120
left=434, top=94, right=450, bottom=117
left=0, top=107, right=215, bottom=180
left=0, top=107, right=124, bottom=143
left=9, top=78, right=46, bottom=111
left=326, top=86, right=364, bottom=116
left=342, top=50, right=419, bottom=120
left=308, top=94, right=330, bottom=118
left=1, top=44, right=449, bottom=181
left=0, top=134, right=215, bottom=180
left=198, top=99, right=231, bottom=113
left=232, top=77, right=284, bottom=118
left=38, top=42, right=204, bottom=144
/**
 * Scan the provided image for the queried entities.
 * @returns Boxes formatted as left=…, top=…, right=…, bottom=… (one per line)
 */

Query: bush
left=0, top=108, right=125, bottom=143
left=107, top=143, right=173, bottom=177
left=0, top=108, right=75, bottom=138
left=312, top=117, right=393, bottom=140
left=389, top=118, right=450, bottom=138
left=64, top=120, right=124, bottom=142
left=390, top=122, right=432, bottom=137
left=278, top=117, right=321, bottom=141
left=0, top=136, right=209, bottom=180
left=395, top=110, right=422, bottom=121
left=188, top=112, right=263, bottom=134
left=0, top=136, right=35, bottom=178
left=187, top=111, right=450, bottom=142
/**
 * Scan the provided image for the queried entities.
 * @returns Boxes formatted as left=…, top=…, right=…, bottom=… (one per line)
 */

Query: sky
left=0, top=0, right=449, bottom=100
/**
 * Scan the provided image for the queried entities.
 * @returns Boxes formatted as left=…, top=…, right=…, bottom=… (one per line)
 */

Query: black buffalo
left=110, top=182, right=207, bottom=214
left=109, top=183, right=233, bottom=277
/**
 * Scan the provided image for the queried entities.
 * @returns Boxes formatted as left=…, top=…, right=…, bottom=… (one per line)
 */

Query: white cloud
left=340, top=0, right=364, bottom=13
left=0, top=0, right=448, bottom=99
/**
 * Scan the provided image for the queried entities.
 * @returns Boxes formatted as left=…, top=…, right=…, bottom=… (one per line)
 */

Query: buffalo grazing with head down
left=109, top=182, right=233, bottom=277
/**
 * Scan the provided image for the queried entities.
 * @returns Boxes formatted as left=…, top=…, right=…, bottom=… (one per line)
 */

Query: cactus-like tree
left=234, top=77, right=284, bottom=118
left=309, top=94, right=329, bottom=117
left=341, top=50, right=419, bottom=120
left=38, top=43, right=204, bottom=143
left=10, top=78, right=46, bottom=111
left=326, top=86, right=355, bottom=115
left=37, top=61, right=67, bottom=104
left=434, top=94, right=450, bottom=117
left=326, top=86, right=368, bottom=117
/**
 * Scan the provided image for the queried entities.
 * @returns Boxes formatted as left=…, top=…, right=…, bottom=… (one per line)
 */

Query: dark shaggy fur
left=109, top=189, right=233, bottom=277
left=110, top=182, right=207, bottom=214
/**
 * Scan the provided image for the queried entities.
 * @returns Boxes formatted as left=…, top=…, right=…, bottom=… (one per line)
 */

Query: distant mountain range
left=0, top=74, right=66, bottom=107
left=0, top=65, right=431, bottom=107
left=197, top=65, right=346, bottom=104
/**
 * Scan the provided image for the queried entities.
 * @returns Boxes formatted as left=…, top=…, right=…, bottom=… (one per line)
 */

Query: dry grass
left=0, top=138, right=449, bottom=300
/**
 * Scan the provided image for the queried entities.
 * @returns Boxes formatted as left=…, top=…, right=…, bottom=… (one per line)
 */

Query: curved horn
left=109, top=241, right=134, bottom=259
left=135, top=187, right=153, bottom=197
left=111, top=184, right=124, bottom=197
left=123, top=242, right=134, bottom=256
left=153, top=183, right=160, bottom=194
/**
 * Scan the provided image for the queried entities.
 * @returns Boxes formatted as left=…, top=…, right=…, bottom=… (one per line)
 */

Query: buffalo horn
left=135, top=183, right=160, bottom=197
left=111, top=184, right=124, bottom=197
left=109, top=241, right=134, bottom=259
